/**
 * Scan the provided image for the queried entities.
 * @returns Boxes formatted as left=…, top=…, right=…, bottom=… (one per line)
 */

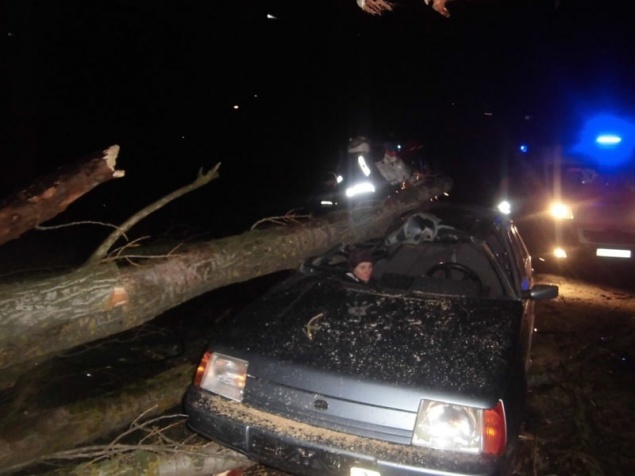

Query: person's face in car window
left=353, top=261, right=373, bottom=283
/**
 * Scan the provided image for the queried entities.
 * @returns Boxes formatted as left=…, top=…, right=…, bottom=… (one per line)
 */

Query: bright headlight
left=194, top=352, right=248, bottom=402
left=497, top=200, right=512, bottom=215
left=549, top=202, right=573, bottom=220
left=412, top=400, right=506, bottom=455
left=345, top=181, right=376, bottom=197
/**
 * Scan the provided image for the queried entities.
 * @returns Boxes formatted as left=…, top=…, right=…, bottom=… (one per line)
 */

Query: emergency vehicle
left=524, top=113, right=635, bottom=262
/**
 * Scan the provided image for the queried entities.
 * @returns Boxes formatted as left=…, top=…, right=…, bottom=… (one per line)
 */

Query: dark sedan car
left=184, top=203, right=558, bottom=476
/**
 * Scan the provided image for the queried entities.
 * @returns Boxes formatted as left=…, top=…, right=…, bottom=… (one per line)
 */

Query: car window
left=508, top=225, right=533, bottom=290
left=485, top=229, right=515, bottom=288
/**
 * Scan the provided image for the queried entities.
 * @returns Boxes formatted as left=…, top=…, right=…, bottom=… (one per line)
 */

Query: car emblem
left=313, top=399, right=329, bottom=411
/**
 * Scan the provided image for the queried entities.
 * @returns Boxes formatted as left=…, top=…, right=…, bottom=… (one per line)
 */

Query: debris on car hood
left=214, top=276, right=522, bottom=401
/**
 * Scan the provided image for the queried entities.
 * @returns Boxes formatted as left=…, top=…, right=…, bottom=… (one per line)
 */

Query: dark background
left=3, top=0, right=635, bottom=238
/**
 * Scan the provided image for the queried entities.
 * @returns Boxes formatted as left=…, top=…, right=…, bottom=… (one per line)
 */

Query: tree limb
left=85, top=164, right=221, bottom=266
left=0, top=364, right=195, bottom=474
left=29, top=412, right=253, bottom=476
left=0, top=145, right=124, bottom=246
left=0, top=175, right=452, bottom=376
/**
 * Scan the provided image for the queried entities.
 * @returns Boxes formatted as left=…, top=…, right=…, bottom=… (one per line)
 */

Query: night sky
left=3, top=0, right=635, bottom=235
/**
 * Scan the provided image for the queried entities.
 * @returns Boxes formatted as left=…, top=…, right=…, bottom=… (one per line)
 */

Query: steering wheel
left=425, top=262, right=483, bottom=292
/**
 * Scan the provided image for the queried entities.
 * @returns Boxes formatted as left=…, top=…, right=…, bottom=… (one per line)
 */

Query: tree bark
left=0, top=176, right=452, bottom=380
left=0, top=145, right=124, bottom=247
left=2, top=362, right=253, bottom=476
left=48, top=449, right=253, bottom=476
left=0, top=363, right=195, bottom=474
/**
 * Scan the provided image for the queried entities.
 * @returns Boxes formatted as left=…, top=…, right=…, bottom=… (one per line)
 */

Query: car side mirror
left=522, top=284, right=559, bottom=300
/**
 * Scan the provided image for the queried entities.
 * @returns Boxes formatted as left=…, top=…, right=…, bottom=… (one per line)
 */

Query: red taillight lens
left=193, top=351, right=211, bottom=386
left=483, top=400, right=506, bottom=455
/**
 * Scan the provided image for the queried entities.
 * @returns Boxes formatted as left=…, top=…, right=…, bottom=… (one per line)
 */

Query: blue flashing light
left=596, top=134, right=622, bottom=146
left=519, top=144, right=528, bottom=153
left=571, top=113, right=635, bottom=168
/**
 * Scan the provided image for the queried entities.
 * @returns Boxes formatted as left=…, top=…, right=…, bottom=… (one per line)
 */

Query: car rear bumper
left=184, top=386, right=507, bottom=476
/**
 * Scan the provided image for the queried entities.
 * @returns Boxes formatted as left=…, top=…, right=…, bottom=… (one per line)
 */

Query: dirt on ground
left=510, top=273, right=635, bottom=476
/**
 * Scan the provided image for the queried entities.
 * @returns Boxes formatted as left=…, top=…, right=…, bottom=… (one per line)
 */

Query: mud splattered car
left=184, top=203, right=558, bottom=476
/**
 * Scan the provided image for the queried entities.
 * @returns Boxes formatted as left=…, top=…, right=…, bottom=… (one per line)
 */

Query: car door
left=506, top=223, right=536, bottom=371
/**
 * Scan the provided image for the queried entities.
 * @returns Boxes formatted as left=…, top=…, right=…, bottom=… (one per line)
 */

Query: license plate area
left=351, top=468, right=381, bottom=476
left=596, top=248, right=632, bottom=258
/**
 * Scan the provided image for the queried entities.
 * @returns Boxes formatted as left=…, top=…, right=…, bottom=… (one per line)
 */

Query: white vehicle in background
left=525, top=114, right=635, bottom=264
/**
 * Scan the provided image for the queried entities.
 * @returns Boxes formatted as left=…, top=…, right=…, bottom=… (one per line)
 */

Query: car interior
left=309, top=210, right=511, bottom=298
left=372, top=241, right=505, bottom=298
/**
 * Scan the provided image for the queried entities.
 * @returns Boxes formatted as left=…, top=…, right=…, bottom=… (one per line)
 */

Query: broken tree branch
left=0, top=145, right=124, bottom=247
left=28, top=412, right=253, bottom=476
left=85, top=164, right=221, bottom=266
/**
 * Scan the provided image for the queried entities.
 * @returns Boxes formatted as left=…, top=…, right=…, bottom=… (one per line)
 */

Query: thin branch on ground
left=12, top=410, right=242, bottom=473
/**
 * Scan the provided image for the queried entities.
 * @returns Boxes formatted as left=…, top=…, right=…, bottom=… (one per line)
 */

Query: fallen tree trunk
left=48, top=449, right=253, bottom=476
left=3, top=361, right=254, bottom=475
left=0, top=363, right=196, bottom=474
left=0, top=145, right=124, bottom=247
left=0, top=176, right=452, bottom=379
